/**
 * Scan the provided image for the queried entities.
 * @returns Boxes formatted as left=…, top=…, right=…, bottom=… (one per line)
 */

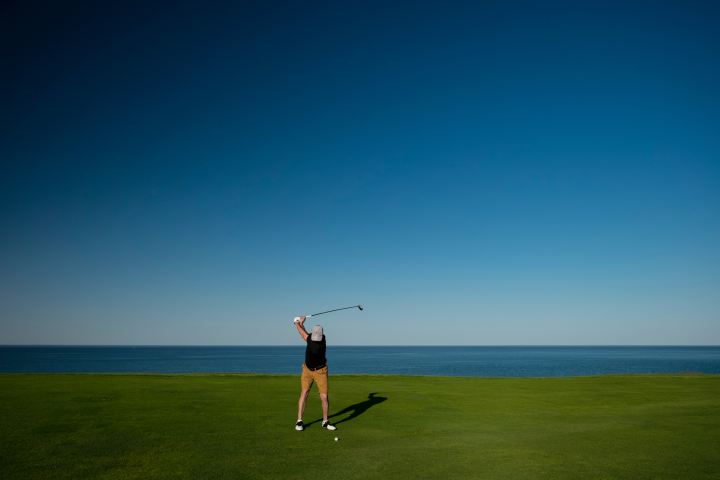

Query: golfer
left=294, top=316, right=337, bottom=431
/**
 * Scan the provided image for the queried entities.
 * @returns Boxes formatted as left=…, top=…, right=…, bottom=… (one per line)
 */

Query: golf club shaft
left=309, top=305, right=361, bottom=317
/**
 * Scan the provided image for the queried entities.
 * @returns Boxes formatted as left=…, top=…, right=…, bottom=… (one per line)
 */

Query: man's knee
left=319, top=393, right=328, bottom=400
left=300, top=389, right=310, bottom=398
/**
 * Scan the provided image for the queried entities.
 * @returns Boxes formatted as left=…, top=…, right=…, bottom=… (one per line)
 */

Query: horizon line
left=1, top=344, right=719, bottom=348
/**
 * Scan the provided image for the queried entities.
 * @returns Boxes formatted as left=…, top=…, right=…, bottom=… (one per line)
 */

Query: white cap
left=311, top=325, right=324, bottom=342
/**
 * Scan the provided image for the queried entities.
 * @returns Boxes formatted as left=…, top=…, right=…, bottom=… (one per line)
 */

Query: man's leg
left=296, top=365, right=314, bottom=430
left=297, top=388, right=310, bottom=421
left=320, top=393, right=329, bottom=421
left=316, top=367, right=335, bottom=429
left=298, top=365, right=314, bottom=421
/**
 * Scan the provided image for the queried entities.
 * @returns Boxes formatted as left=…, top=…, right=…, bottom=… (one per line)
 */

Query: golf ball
left=334, top=437, right=338, bottom=442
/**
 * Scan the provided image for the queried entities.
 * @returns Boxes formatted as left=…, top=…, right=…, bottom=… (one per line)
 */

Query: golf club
left=294, top=305, right=363, bottom=323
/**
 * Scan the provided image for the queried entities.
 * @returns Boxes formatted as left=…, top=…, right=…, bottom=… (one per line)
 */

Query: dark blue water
left=1, top=346, right=719, bottom=376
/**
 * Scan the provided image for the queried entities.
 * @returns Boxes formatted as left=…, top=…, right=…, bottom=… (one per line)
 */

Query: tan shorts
left=301, top=364, right=329, bottom=395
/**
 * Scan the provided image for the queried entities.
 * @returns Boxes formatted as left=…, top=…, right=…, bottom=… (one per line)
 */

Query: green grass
left=1, top=374, right=719, bottom=479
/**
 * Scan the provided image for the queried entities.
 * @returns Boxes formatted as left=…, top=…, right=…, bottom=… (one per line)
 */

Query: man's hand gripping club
left=294, top=316, right=309, bottom=341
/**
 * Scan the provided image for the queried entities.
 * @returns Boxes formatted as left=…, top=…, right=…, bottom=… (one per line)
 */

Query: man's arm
left=295, top=316, right=309, bottom=341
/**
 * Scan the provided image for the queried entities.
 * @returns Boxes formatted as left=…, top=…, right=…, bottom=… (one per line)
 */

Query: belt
left=306, top=364, right=326, bottom=371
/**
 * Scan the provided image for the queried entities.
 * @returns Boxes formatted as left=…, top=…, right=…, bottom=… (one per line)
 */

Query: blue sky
left=1, top=0, right=719, bottom=345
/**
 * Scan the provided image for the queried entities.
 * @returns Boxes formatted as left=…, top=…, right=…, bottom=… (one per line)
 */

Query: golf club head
left=357, top=305, right=363, bottom=311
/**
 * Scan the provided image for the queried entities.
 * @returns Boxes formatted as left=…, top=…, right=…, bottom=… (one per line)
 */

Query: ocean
left=1, top=346, right=719, bottom=376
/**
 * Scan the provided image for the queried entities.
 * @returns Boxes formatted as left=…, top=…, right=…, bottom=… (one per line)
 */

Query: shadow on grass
left=307, top=392, right=388, bottom=427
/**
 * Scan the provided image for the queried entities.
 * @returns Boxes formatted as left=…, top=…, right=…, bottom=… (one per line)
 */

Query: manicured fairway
left=1, top=374, right=718, bottom=479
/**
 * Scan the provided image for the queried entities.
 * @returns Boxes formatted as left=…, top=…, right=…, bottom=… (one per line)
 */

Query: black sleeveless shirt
left=305, top=335, right=326, bottom=369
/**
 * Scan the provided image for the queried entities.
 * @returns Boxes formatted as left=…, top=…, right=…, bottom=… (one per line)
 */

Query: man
left=294, top=316, right=337, bottom=432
